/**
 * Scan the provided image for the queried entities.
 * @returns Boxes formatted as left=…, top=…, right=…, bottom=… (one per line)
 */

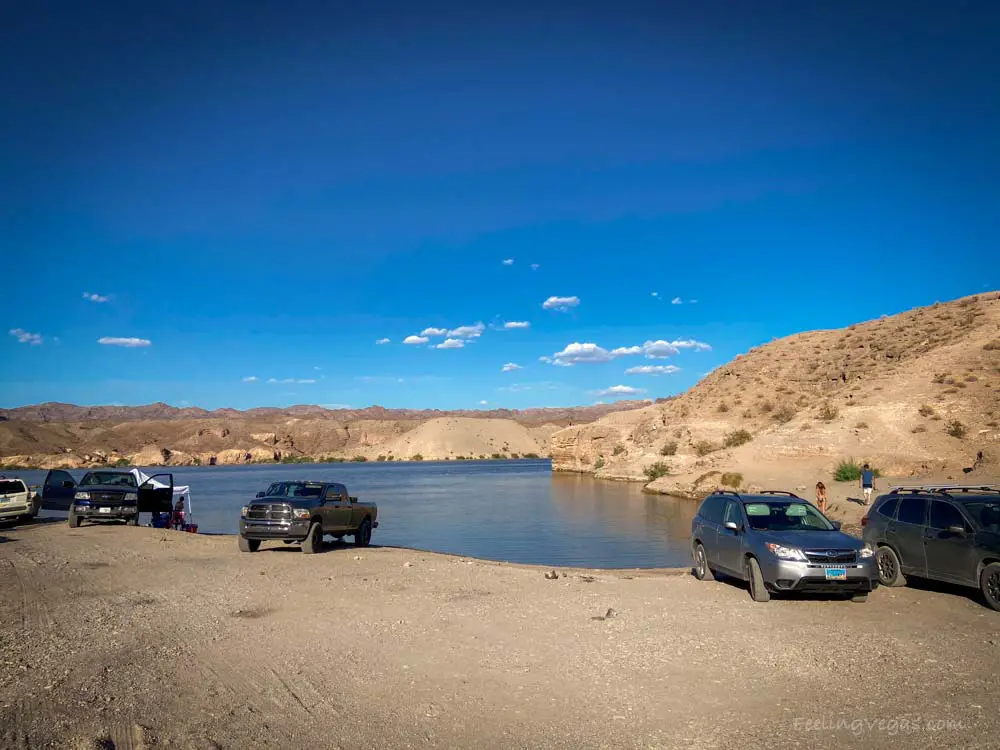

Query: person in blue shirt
left=860, top=464, right=876, bottom=506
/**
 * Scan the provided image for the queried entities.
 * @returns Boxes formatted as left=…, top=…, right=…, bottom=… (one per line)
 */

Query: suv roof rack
left=758, top=490, right=804, bottom=499
left=713, top=489, right=742, bottom=498
left=889, top=484, right=1000, bottom=497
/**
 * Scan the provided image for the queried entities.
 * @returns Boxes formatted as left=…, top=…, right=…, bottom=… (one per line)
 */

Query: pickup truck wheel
left=68, top=511, right=81, bottom=528
left=354, top=518, right=372, bottom=548
left=238, top=536, right=260, bottom=553
left=302, top=522, right=323, bottom=554
left=746, top=556, right=770, bottom=603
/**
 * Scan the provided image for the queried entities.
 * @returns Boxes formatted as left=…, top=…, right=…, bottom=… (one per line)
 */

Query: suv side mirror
left=724, top=521, right=739, bottom=531
left=947, top=524, right=966, bottom=535
left=255, top=491, right=264, bottom=498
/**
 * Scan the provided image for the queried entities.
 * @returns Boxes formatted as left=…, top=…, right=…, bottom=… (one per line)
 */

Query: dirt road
left=1, top=522, right=998, bottom=749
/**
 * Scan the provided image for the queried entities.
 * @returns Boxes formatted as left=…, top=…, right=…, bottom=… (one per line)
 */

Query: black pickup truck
left=39, top=468, right=175, bottom=527
left=238, top=480, right=378, bottom=553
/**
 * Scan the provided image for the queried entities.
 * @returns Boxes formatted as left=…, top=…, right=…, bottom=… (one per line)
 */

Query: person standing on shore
left=815, top=481, right=828, bottom=514
left=860, top=464, right=876, bottom=506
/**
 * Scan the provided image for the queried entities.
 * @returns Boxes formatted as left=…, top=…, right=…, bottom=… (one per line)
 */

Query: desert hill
left=551, top=292, right=1000, bottom=495
left=0, top=402, right=645, bottom=469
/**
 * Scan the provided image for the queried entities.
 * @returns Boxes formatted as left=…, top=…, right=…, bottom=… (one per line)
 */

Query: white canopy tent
left=130, top=468, right=193, bottom=523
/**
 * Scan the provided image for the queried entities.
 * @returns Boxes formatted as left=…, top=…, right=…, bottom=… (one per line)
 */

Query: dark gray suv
left=691, top=490, right=879, bottom=603
left=861, top=485, right=1000, bottom=611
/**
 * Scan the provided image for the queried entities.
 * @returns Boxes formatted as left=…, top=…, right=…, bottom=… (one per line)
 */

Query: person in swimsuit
left=171, top=497, right=186, bottom=530
left=815, top=481, right=828, bottom=514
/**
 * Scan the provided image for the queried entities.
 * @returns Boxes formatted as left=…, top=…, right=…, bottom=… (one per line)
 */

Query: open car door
left=137, top=473, right=174, bottom=514
left=40, top=469, right=77, bottom=511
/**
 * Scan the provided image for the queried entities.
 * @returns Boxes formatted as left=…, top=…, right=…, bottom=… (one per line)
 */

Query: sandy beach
left=2, top=521, right=998, bottom=749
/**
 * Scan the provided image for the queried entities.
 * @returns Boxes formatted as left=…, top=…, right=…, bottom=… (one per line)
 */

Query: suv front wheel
left=745, top=556, right=770, bottom=603
left=875, top=546, right=906, bottom=587
left=692, top=542, right=711, bottom=581
left=981, top=562, right=1000, bottom=612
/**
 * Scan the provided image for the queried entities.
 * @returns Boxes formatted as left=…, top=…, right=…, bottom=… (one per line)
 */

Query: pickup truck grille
left=88, top=491, right=127, bottom=504
left=247, top=503, right=292, bottom=521
left=804, top=549, right=857, bottom=564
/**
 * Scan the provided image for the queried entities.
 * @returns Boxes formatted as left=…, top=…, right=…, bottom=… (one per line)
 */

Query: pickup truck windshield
left=743, top=500, right=834, bottom=532
left=264, top=482, right=324, bottom=498
left=0, top=480, right=26, bottom=494
left=80, top=472, right=138, bottom=488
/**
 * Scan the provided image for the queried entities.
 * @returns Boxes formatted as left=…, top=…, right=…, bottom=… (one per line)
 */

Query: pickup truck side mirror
left=947, top=524, right=966, bottom=535
left=349, top=496, right=357, bottom=503
left=255, top=491, right=264, bottom=498
left=831, top=520, right=842, bottom=530
left=62, top=480, right=75, bottom=489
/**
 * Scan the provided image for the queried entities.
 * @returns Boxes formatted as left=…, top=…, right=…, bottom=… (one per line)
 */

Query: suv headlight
left=765, top=543, right=808, bottom=562
left=123, top=492, right=137, bottom=502
left=292, top=509, right=310, bottom=519
left=858, top=545, right=874, bottom=559
left=240, top=506, right=249, bottom=518
left=74, top=491, right=90, bottom=501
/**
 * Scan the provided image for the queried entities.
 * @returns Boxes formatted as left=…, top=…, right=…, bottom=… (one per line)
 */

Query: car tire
left=980, top=562, right=1000, bottom=612
left=875, top=546, right=907, bottom=587
left=238, top=535, right=260, bottom=553
left=692, top=543, right=712, bottom=581
left=746, top=556, right=770, bottom=603
left=354, top=518, right=372, bottom=548
left=851, top=592, right=869, bottom=603
left=68, top=511, right=81, bottom=528
left=302, top=522, right=323, bottom=554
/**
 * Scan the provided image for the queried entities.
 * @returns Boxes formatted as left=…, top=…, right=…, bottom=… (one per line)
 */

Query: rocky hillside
left=551, top=292, right=1000, bottom=496
left=0, top=402, right=645, bottom=469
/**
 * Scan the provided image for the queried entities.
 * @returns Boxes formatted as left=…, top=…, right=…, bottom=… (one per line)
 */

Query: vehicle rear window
left=930, top=501, right=967, bottom=531
left=897, top=496, right=927, bottom=525
left=0, top=480, right=26, bottom=493
left=876, top=496, right=899, bottom=519
left=964, top=502, right=1000, bottom=532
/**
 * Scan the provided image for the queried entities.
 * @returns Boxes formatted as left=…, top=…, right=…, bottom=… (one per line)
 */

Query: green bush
left=594, top=456, right=605, bottom=470
left=918, top=404, right=935, bottom=417
left=717, top=402, right=730, bottom=413
left=723, top=429, right=752, bottom=448
left=946, top=420, right=967, bottom=439
left=612, top=444, right=625, bottom=456
left=694, top=440, right=716, bottom=457
left=720, top=472, right=743, bottom=488
left=491, top=453, right=504, bottom=460
left=280, top=455, right=315, bottom=464
left=818, top=402, right=839, bottom=421
left=112, top=457, right=130, bottom=467
left=772, top=404, right=796, bottom=423
left=411, top=454, right=424, bottom=461
left=351, top=456, right=368, bottom=462
left=833, top=459, right=882, bottom=482
left=644, top=461, right=670, bottom=480
left=660, top=441, right=678, bottom=456
left=376, top=455, right=387, bottom=462
left=522, top=452, right=540, bottom=459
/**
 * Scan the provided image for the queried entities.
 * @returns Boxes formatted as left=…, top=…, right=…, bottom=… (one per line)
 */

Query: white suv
left=0, top=476, right=39, bottom=523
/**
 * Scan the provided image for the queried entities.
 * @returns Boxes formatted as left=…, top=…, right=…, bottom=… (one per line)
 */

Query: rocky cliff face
left=551, top=293, right=1000, bottom=494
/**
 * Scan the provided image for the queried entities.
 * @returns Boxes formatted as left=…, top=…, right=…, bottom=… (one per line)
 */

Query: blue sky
left=1, top=1, right=998, bottom=411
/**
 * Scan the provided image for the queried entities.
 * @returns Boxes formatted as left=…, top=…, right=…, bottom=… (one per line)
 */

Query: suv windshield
left=79, top=472, right=137, bottom=488
left=964, top=501, right=1000, bottom=532
left=743, top=500, right=835, bottom=532
left=264, top=482, right=324, bottom=498
left=0, top=479, right=26, bottom=494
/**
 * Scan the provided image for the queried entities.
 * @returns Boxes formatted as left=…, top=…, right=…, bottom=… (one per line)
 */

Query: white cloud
left=530, top=263, right=540, bottom=271
left=545, top=338, right=711, bottom=365
left=242, top=376, right=258, bottom=382
left=503, top=321, right=530, bottom=329
left=501, top=362, right=522, bottom=372
left=319, top=403, right=353, bottom=409
left=550, top=342, right=614, bottom=365
left=502, top=258, right=514, bottom=266
left=448, top=322, right=485, bottom=338
left=594, top=384, right=647, bottom=396
left=479, top=400, right=489, bottom=406
left=420, top=327, right=448, bottom=337
left=435, top=338, right=465, bottom=349
left=542, top=295, right=580, bottom=311
left=641, top=339, right=711, bottom=358
left=610, top=345, right=643, bottom=356
left=403, top=335, right=429, bottom=345
left=651, top=292, right=659, bottom=297
left=625, top=365, right=681, bottom=376
left=98, top=337, right=151, bottom=348
left=83, top=292, right=109, bottom=303
left=671, top=297, right=683, bottom=305
left=538, top=356, right=552, bottom=363
left=375, top=337, right=391, bottom=344
left=9, top=328, right=43, bottom=345
left=670, top=339, right=712, bottom=351
left=266, top=378, right=316, bottom=384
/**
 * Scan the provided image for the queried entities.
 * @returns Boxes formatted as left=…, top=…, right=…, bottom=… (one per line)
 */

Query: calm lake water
left=14, top=460, right=697, bottom=569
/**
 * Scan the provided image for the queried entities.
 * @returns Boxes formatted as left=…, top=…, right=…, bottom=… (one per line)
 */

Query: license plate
left=99, top=507, right=112, bottom=514
left=825, top=567, right=847, bottom=580
left=0, top=496, right=7, bottom=504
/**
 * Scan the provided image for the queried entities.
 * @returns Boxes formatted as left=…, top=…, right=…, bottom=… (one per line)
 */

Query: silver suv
left=690, top=490, right=879, bottom=602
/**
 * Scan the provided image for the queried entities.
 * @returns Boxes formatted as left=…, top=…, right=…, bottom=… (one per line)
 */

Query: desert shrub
left=351, top=455, right=368, bottom=462
left=720, top=472, right=743, bottom=488
left=918, top=404, right=935, bottom=417
left=854, top=422, right=869, bottom=429
left=943, top=388, right=959, bottom=395
left=491, top=453, right=504, bottom=460
left=716, top=402, right=730, bottom=413
left=376, top=455, right=386, bottom=461
left=945, top=377, right=957, bottom=385
left=644, top=461, right=671, bottom=481
left=523, top=452, right=540, bottom=459
left=933, top=373, right=947, bottom=384
left=946, top=420, right=967, bottom=439
left=742, top=409, right=753, bottom=419
left=612, top=444, right=625, bottom=456
left=112, top=457, right=130, bottom=467
left=694, top=440, right=717, bottom=457
left=965, top=374, right=978, bottom=383
left=911, top=425, right=927, bottom=433
left=983, top=340, right=1000, bottom=351
left=818, top=402, right=839, bottom=421
left=833, top=459, right=882, bottom=482
left=594, top=456, right=605, bottom=469
left=660, top=441, right=678, bottom=456
left=411, top=454, right=424, bottom=461
left=759, top=401, right=774, bottom=414
left=772, top=404, right=796, bottom=423
left=673, top=429, right=683, bottom=438
left=723, top=429, right=752, bottom=448
left=281, top=455, right=314, bottom=464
